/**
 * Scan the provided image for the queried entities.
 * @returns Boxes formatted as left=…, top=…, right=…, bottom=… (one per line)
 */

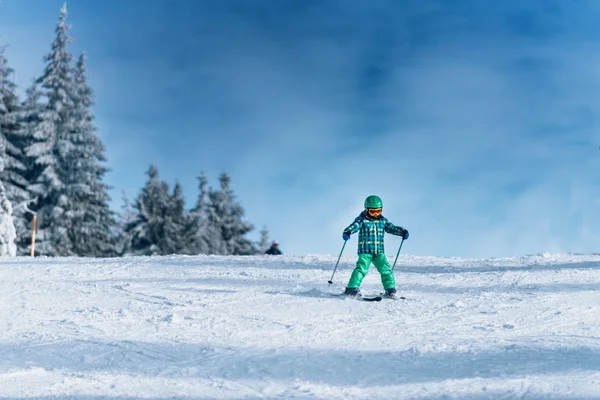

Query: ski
left=331, top=293, right=382, bottom=302
left=380, top=293, right=406, bottom=300
left=360, top=296, right=382, bottom=302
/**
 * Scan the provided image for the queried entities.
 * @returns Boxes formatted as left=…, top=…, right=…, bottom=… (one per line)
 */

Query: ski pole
left=328, top=240, right=347, bottom=286
left=391, top=238, right=405, bottom=271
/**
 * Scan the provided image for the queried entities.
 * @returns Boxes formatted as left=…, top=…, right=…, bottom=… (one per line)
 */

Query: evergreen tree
left=163, top=181, right=196, bottom=255
left=65, top=53, right=116, bottom=257
left=17, top=82, right=44, bottom=255
left=206, top=176, right=227, bottom=255
left=189, top=171, right=211, bottom=254
left=0, top=47, right=33, bottom=253
left=258, top=226, right=270, bottom=253
left=0, top=137, right=17, bottom=256
left=116, top=190, right=135, bottom=255
left=26, top=2, right=74, bottom=256
left=125, top=165, right=172, bottom=256
left=207, top=171, right=256, bottom=255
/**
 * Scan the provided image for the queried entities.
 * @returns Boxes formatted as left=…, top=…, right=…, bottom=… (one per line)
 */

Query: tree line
left=0, top=3, right=268, bottom=257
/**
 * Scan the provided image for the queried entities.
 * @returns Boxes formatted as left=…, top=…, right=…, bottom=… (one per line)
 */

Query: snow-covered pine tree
left=162, top=181, right=196, bottom=255
left=189, top=171, right=211, bottom=254
left=17, top=81, right=44, bottom=255
left=258, top=226, right=270, bottom=253
left=0, top=137, right=17, bottom=256
left=207, top=171, right=256, bottom=255
left=65, top=53, right=116, bottom=257
left=125, top=165, right=172, bottom=256
left=206, top=176, right=228, bottom=255
left=116, top=190, right=135, bottom=255
left=0, top=48, right=36, bottom=254
left=26, top=2, right=74, bottom=256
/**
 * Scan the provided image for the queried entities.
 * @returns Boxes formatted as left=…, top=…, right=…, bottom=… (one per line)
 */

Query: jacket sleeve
left=344, top=214, right=363, bottom=234
left=384, top=219, right=406, bottom=236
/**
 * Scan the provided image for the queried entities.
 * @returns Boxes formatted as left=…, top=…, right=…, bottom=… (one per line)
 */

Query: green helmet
left=364, top=195, right=383, bottom=209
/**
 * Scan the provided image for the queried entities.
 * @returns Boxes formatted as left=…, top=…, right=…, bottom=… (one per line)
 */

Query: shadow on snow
left=1, top=340, right=599, bottom=388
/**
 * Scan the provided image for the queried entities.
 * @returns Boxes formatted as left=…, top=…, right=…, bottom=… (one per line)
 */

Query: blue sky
left=1, top=0, right=600, bottom=257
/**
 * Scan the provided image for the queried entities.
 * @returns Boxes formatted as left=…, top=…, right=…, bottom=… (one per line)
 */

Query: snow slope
left=1, top=252, right=600, bottom=399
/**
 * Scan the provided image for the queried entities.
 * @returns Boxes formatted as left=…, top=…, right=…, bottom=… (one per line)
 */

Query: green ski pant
left=347, top=253, right=396, bottom=290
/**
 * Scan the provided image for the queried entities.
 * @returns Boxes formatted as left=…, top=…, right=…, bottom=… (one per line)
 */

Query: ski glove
left=401, top=229, right=409, bottom=240
left=342, top=231, right=351, bottom=241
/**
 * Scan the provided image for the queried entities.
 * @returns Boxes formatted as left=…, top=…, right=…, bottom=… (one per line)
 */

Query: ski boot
left=384, top=288, right=398, bottom=299
left=343, top=287, right=362, bottom=298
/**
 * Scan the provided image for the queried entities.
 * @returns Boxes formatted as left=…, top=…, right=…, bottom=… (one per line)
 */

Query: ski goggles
left=366, top=208, right=382, bottom=217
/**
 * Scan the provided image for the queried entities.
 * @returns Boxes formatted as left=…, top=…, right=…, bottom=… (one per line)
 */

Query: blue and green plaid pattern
left=344, top=212, right=405, bottom=255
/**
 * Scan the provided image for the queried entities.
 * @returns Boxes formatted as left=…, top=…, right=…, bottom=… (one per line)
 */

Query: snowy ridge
left=1, top=253, right=600, bottom=399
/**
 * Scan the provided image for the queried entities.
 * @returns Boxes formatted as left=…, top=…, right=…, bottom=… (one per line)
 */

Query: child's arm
left=385, top=220, right=409, bottom=239
left=343, top=215, right=364, bottom=236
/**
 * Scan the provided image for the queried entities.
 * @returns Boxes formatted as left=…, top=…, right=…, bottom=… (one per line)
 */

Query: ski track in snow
left=0, top=253, right=600, bottom=398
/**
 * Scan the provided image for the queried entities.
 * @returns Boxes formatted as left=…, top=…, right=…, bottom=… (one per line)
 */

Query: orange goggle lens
left=367, top=208, right=382, bottom=216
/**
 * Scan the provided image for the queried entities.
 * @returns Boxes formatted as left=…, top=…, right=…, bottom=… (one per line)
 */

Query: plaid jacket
left=344, top=211, right=405, bottom=255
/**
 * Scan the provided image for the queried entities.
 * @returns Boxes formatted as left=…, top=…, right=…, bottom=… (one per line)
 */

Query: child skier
left=342, top=195, right=409, bottom=299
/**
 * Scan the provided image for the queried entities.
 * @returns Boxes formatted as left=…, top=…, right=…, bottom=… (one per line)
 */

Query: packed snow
left=1, top=252, right=600, bottom=399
